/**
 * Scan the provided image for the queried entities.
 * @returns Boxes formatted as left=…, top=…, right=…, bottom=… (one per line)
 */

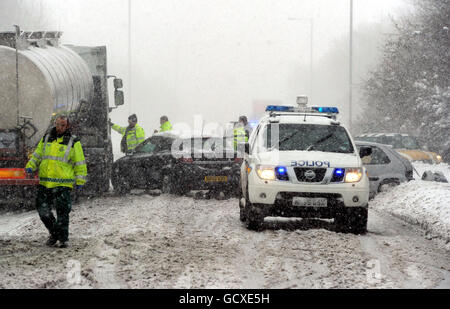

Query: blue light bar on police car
left=265, top=105, right=294, bottom=112
left=312, top=107, right=339, bottom=114
left=266, top=105, right=339, bottom=114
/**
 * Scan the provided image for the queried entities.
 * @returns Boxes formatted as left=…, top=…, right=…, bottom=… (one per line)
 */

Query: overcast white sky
left=0, top=0, right=412, bottom=148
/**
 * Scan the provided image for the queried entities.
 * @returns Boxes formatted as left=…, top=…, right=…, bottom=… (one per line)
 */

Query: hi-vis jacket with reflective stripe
left=112, top=123, right=145, bottom=151
left=160, top=121, right=172, bottom=132
left=233, top=126, right=248, bottom=149
left=26, top=128, right=88, bottom=189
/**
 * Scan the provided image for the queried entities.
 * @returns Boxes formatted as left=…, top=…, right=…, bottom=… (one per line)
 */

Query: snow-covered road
left=1, top=191, right=448, bottom=289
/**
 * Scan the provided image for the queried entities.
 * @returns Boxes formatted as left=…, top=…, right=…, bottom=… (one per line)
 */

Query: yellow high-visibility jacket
left=233, top=126, right=248, bottom=149
left=26, top=129, right=88, bottom=189
left=112, top=123, right=145, bottom=151
left=160, top=121, right=172, bottom=132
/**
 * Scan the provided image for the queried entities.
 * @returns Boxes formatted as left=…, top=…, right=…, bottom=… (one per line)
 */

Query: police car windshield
left=264, top=124, right=354, bottom=153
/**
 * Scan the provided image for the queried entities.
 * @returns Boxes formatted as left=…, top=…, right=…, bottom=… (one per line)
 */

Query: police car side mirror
left=244, top=143, right=250, bottom=154
left=359, top=146, right=372, bottom=158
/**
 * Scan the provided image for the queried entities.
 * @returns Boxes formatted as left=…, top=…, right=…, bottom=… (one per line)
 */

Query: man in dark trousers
left=25, top=115, right=87, bottom=248
left=110, top=114, right=145, bottom=153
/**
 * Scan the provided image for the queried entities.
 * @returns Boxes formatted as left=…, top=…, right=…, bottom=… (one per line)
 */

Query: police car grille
left=294, top=168, right=327, bottom=183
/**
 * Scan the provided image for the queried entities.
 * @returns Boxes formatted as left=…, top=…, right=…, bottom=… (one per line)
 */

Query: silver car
left=355, top=141, right=414, bottom=199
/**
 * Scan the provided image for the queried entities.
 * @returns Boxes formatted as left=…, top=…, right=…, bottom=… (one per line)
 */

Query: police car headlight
left=344, top=168, right=363, bottom=183
left=256, top=165, right=276, bottom=180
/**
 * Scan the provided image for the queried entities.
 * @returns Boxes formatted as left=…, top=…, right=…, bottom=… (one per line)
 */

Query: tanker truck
left=0, top=27, right=124, bottom=205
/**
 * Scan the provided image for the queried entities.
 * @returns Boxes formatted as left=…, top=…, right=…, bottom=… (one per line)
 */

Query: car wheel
left=238, top=186, right=246, bottom=222
left=378, top=180, right=399, bottom=193
left=161, top=175, right=174, bottom=194
left=335, top=207, right=368, bottom=234
left=112, top=176, right=131, bottom=195
left=162, top=174, right=188, bottom=195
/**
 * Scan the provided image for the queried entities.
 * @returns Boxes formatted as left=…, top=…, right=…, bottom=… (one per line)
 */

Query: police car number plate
left=292, top=197, right=327, bottom=207
left=204, top=176, right=228, bottom=182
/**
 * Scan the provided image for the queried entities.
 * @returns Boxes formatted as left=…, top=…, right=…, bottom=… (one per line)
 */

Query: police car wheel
left=335, top=207, right=368, bottom=234
left=245, top=206, right=264, bottom=231
left=238, top=186, right=246, bottom=222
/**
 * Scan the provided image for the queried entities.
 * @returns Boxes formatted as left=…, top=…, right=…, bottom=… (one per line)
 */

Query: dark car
left=111, top=133, right=242, bottom=196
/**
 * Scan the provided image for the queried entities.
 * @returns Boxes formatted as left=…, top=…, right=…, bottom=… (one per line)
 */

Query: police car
left=239, top=97, right=372, bottom=233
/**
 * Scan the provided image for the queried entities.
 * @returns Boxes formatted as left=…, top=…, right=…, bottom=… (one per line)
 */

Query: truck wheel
left=335, top=207, right=368, bottom=234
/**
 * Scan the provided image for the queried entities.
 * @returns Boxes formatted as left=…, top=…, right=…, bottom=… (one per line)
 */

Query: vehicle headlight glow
left=256, top=166, right=276, bottom=180
left=437, top=155, right=442, bottom=161
left=344, top=168, right=363, bottom=183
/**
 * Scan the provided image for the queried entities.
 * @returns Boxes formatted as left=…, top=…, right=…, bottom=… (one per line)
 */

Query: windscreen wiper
left=269, top=131, right=301, bottom=151
left=306, top=133, right=334, bottom=151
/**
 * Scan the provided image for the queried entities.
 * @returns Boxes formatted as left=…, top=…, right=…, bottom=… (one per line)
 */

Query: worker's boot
left=58, top=241, right=68, bottom=248
left=46, top=235, right=58, bottom=247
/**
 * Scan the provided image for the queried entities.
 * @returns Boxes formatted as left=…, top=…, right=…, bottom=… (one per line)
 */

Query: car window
left=136, top=142, right=157, bottom=153
left=401, top=136, right=420, bottom=149
left=263, top=123, right=354, bottom=153
left=358, top=146, right=391, bottom=165
left=135, top=137, right=172, bottom=153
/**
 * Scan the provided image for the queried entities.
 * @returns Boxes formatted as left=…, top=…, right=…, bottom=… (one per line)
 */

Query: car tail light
left=180, top=157, right=193, bottom=163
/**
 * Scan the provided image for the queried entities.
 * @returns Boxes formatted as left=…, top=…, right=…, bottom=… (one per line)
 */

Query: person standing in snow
left=110, top=114, right=146, bottom=153
left=25, top=115, right=87, bottom=248
left=154, top=115, right=172, bottom=133
left=233, top=116, right=252, bottom=150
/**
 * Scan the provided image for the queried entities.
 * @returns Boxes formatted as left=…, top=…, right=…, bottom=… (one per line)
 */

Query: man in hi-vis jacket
left=26, top=115, right=87, bottom=248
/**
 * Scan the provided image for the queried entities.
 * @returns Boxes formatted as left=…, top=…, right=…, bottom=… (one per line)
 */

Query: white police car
left=239, top=98, right=372, bottom=233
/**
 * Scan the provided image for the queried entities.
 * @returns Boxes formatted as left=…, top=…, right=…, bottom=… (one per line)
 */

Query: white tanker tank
left=0, top=28, right=124, bottom=202
left=0, top=31, right=93, bottom=146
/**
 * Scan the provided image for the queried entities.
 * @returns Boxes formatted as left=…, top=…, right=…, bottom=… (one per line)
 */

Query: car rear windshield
left=263, top=123, right=354, bottom=153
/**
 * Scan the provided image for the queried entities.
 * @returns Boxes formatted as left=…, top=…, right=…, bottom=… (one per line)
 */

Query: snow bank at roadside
left=371, top=162, right=450, bottom=243
left=413, top=162, right=450, bottom=181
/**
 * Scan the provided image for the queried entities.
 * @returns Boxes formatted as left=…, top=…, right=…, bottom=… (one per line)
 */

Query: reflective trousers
left=36, top=185, right=72, bottom=242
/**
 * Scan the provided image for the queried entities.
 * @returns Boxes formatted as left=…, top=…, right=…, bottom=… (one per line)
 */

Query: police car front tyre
left=335, top=207, right=368, bottom=234
left=245, top=206, right=264, bottom=231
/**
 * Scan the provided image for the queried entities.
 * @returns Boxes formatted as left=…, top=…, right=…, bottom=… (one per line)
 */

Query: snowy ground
left=371, top=162, right=450, bottom=244
left=0, top=187, right=449, bottom=288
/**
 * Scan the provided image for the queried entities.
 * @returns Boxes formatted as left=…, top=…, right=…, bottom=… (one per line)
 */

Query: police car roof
left=259, top=113, right=340, bottom=126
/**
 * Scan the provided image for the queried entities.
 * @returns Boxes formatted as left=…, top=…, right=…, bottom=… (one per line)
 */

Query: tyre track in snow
left=0, top=193, right=448, bottom=288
